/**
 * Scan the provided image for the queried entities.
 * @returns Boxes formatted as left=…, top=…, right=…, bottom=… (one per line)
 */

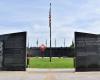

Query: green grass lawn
left=29, top=57, right=74, bottom=68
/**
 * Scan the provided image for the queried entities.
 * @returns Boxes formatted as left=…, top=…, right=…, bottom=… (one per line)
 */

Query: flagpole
left=64, top=38, right=65, bottom=47
left=49, top=3, right=52, bottom=62
left=55, top=39, right=56, bottom=47
left=46, top=40, right=47, bottom=46
left=36, top=39, right=38, bottom=47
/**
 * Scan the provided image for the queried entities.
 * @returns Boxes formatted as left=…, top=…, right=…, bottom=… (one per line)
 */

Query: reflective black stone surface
left=0, top=32, right=26, bottom=71
left=75, top=32, right=100, bottom=71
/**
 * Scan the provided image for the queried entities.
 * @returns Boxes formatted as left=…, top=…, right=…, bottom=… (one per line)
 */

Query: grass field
left=29, top=57, right=74, bottom=68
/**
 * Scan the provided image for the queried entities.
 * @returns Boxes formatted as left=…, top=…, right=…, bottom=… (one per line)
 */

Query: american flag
left=49, top=3, right=51, bottom=28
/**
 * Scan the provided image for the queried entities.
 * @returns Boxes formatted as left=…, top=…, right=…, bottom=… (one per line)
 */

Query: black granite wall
left=0, top=32, right=26, bottom=71
left=75, top=32, right=100, bottom=71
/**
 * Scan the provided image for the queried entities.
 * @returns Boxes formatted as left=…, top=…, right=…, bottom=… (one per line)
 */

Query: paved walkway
left=0, top=68, right=100, bottom=80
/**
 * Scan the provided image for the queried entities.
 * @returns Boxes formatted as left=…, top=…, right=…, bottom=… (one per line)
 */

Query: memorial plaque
left=75, top=32, right=100, bottom=71
left=0, top=32, right=26, bottom=71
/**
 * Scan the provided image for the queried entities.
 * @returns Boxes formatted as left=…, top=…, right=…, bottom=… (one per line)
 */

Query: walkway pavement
left=0, top=68, right=100, bottom=80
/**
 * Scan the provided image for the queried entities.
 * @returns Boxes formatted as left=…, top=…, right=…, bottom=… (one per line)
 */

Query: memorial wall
left=0, top=32, right=26, bottom=71
left=75, top=32, right=100, bottom=71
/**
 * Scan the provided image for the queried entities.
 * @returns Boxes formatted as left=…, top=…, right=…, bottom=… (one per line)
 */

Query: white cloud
left=0, top=0, right=100, bottom=47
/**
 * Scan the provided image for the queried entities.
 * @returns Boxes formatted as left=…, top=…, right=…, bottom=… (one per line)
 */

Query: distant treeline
left=27, top=47, right=75, bottom=57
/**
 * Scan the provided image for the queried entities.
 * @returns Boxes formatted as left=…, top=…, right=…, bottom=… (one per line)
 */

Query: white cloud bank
left=0, top=0, right=100, bottom=47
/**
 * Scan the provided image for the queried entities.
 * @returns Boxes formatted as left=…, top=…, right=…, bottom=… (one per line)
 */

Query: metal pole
left=36, top=39, right=38, bottom=47
left=50, top=26, right=51, bottom=62
left=46, top=40, right=47, bottom=46
left=64, top=38, right=65, bottom=47
left=55, top=39, right=56, bottom=47
left=49, top=3, right=52, bottom=62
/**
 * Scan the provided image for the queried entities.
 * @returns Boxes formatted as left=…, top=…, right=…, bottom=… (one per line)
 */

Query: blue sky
left=0, top=0, right=100, bottom=47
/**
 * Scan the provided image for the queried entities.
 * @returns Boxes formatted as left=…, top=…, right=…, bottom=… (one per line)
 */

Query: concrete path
left=0, top=68, right=100, bottom=80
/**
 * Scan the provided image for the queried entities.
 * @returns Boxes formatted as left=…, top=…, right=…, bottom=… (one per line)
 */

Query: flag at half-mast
left=49, top=3, right=51, bottom=28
